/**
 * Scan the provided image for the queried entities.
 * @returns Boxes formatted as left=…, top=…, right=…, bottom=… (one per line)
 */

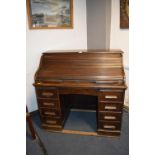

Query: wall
left=26, top=0, right=87, bottom=112
left=86, top=0, right=111, bottom=49
left=110, top=0, right=129, bottom=105
left=105, top=0, right=111, bottom=49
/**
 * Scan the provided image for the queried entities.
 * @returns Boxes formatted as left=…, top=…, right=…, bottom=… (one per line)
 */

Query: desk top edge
left=43, top=49, right=123, bottom=54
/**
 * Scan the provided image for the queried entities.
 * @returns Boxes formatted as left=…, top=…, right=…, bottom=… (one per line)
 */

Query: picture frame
left=120, top=0, right=129, bottom=29
left=27, top=0, right=73, bottom=29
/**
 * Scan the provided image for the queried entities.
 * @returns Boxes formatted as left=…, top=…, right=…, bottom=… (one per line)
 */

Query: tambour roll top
left=34, top=50, right=126, bottom=89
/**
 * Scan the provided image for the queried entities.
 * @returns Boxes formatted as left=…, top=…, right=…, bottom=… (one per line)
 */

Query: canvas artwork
left=120, top=0, right=129, bottom=29
left=27, top=0, right=73, bottom=29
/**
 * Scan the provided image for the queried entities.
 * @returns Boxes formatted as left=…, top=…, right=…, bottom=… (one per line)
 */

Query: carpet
left=26, top=109, right=129, bottom=155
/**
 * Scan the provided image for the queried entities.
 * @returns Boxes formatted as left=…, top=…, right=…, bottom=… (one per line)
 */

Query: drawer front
left=42, top=123, right=62, bottom=131
left=41, top=117, right=61, bottom=125
left=36, top=88, right=58, bottom=99
left=40, top=108, right=60, bottom=117
left=98, top=112, right=122, bottom=121
left=99, top=91, right=124, bottom=102
left=98, top=121, right=121, bottom=130
left=38, top=98, right=59, bottom=109
left=98, top=102, right=123, bottom=112
left=97, top=130, right=121, bottom=136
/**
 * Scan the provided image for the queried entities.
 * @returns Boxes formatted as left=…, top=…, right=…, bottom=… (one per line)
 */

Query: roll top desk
left=33, top=50, right=127, bottom=136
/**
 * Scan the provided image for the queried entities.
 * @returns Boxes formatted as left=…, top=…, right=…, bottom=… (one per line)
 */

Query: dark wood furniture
left=33, top=50, right=127, bottom=136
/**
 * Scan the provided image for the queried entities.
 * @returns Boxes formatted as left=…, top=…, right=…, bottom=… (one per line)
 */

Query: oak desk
left=33, top=50, right=127, bottom=136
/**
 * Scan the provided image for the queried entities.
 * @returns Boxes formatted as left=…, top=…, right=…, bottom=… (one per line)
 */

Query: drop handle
left=44, top=112, right=56, bottom=116
left=104, top=125, right=116, bottom=129
left=43, top=102, right=55, bottom=106
left=46, top=120, right=57, bottom=124
left=104, top=116, right=116, bottom=120
left=105, top=95, right=118, bottom=99
left=42, top=92, right=54, bottom=97
left=105, top=106, right=117, bottom=110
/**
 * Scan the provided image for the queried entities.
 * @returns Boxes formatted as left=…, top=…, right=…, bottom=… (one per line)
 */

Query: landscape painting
left=27, top=0, right=73, bottom=29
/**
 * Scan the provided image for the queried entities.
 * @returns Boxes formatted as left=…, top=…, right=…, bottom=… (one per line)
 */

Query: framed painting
left=27, top=0, right=73, bottom=29
left=120, top=0, right=129, bottom=29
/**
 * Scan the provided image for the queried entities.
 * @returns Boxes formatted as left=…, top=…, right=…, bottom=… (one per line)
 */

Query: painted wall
left=105, top=0, right=111, bottom=49
left=26, top=0, right=87, bottom=112
left=86, top=0, right=106, bottom=49
left=110, top=0, right=129, bottom=105
left=86, top=0, right=111, bottom=49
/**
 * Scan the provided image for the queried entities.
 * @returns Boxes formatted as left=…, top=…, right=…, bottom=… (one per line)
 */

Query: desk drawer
left=38, top=98, right=59, bottom=109
left=97, top=129, right=121, bottom=136
left=98, top=121, right=121, bottom=130
left=42, top=123, right=62, bottom=131
left=40, top=108, right=60, bottom=117
left=36, top=88, right=58, bottom=99
left=98, top=102, right=123, bottom=112
left=99, top=90, right=124, bottom=102
left=41, top=117, right=61, bottom=125
left=98, top=112, right=122, bottom=121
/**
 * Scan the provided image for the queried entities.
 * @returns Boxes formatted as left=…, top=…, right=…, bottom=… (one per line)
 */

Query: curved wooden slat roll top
left=35, top=50, right=126, bottom=88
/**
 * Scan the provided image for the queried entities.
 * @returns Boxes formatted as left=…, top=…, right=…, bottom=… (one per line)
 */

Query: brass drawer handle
left=43, top=102, right=55, bottom=106
left=105, top=106, right=117, bottom=110
left=104, top=125, right=116, bottom=129
left=42, top=92, right=54, bottom=97
left=104, top=116, right=116, bottom=120
left=44, top=112, right=56, bottom=116
left=42, top=124, right=61, bottom=128
left=105, top=95, right=118, bottom=99
left=46, top=120, right=57, bottom=124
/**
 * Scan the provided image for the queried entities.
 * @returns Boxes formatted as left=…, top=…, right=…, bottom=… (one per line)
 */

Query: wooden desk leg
left=26, top=113, right=36, bottom=140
